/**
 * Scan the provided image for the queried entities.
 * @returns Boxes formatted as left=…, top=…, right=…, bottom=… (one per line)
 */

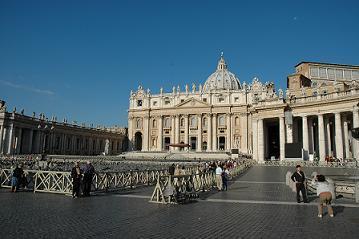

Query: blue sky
left=0, top=0, right=358, bottom=127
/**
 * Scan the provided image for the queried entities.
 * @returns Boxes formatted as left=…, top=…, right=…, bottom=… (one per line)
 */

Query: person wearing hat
left=291, top=165, right=309, bottom=203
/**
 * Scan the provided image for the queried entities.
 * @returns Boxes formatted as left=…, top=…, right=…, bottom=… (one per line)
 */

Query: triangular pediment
left=175, top=97, right=210, bottom=108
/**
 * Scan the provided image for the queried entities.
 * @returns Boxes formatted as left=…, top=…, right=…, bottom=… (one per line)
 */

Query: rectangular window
left=234, top=97, right=239, bottom=102
left=327, top=68, right=335, bottom=79
left=203, top=98, right=207, bottom=102
left=165, top=100, right=170, bottom=105
left=319, top=68, right=327, bottom=78
left=218, top=97, right=224, bottom=103
left=137, top=100, right=142, bottom=107
left=310, top=66, right=319, bottom=78
left=153, top=101, right=157, bottom=106
left=335, top=69, right=343, bottom=79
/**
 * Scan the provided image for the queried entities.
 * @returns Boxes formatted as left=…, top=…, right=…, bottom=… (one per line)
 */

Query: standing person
left=71, top=162, right=82, bottom=198
left=83, top=161, right=95, bottom=197
left=291, top=165, right=309, bottom=203
left=312, top=174, right=334, bottom=218
left=11, top=165, right=23, bottom=192
left=222, top=166, right=230, bottom=191
left=168, top=163, right=175, bottom=176
left=215, top=164, right=223, bottom=191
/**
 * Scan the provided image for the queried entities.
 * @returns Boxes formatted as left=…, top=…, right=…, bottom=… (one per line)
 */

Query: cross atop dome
left=217, top=52, right=228, bottom=70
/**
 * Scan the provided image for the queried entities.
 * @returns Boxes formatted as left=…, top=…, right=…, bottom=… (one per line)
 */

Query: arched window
left=218, top=115, right=225, bottom=126
left=203, top=117, right=207, bottom=127
left=180, top=118, right=185, bottom=127
left=235, top=117, right=239, bottom=126
left=152, top=119, right=157, bottom=128
left=136, top=118, right=142, bottom=129
left=190, top=116, right=197, bottom=127
left=164, top=117, right=171, bottom=128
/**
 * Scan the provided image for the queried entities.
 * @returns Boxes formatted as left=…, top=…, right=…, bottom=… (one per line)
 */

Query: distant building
left=128, top=55, right=359, bottom=161
left=0, top=101, right=127, bottom=155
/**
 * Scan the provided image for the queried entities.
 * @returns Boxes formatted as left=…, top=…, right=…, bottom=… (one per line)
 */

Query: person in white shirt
left=215, top=164, right=223, bottom=191
left=312, top=174, right=334, bottom=218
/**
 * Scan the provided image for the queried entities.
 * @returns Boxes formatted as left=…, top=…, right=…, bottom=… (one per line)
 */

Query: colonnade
left=252, top=105, right=359, bottom=162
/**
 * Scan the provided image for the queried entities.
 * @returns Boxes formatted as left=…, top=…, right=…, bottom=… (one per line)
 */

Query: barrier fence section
left=285, top=171, right=359, bottom=203
left=0, top=168, right=172, bottom=195
left=149, top=160, right=254, bottom=204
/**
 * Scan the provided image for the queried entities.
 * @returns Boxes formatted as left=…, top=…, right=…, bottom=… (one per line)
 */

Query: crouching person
left=312, top=174, right=334, bottom=218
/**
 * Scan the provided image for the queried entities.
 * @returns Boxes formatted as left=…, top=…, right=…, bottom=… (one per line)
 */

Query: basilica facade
left=128, top=55, right=359, bottom=162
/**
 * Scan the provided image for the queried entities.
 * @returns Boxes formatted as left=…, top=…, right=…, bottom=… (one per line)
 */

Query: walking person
left=215, top=164, right=223, bottom=191
left=71, top=162, right=82, bottom=198
left=290, top=165, right=309, bottom=203
left=312, top=174, right=334, bottom=218
left=82, top=161, right=95, bottom=197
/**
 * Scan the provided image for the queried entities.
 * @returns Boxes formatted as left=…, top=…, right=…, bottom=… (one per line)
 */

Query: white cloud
left=0, top=80, right=55, bottom=95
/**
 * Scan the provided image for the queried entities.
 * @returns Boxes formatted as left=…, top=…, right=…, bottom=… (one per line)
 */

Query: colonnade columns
left=207, top=114, right=212, bottom=151
left=335, top=112, right=344, bottom=159
left=302, top=115, right=309, bottom=160
left=279, top=116, right=285, bottom=161
left=0, top=125, right=4, bottom=154
left=158, top=116, right=163, bottom=151
left=343, top=117, right=350, bottom=159
left=128, top=117, right=133, bottom=151
left=318, top=114, right=326, bottom=161
left=326, top=118, right=332, bottom=157
left=175, top=115, right=180, bottom=151
left=28, top=129, right=34, bottom=154
left=7, top=124, right=14, bottom=155
left=257, top=119, right=264, bottom=162
left=353, top=105, right=359, bottom=160
left=252, top=119, right=258, bottom=161
left=226, top=113, right=231, bottom=151
left=197, top=114, right=202, bottom=152
left=212, top=114, right=217, bottom=151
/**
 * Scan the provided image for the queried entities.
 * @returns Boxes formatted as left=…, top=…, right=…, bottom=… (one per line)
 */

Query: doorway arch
left=134, top=132, right=143, bottom=151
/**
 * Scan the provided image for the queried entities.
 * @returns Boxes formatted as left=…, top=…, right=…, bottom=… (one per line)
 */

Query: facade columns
left=0, top=125, right=4, bottom=154
left=252, top=119, right=258, bottom=161
left=171, top=116, right=175, bottom=150
left=158, top=116, right=163, bottom=151
left=326, top=119, right=332, bottom=157
left=207, top=114, right=212, bottom=151
left=257, top=118, right=264, bottom=162
left=286, top=124, right=293, bottom=143
left=197, top=114, right=202, bottom=152
left=343, top=117, right=350, bottom=159
left=302, top=115, right=309, bottom=160
left=128, top=117, right=133, bottom=151
left=318, top=114, right=326, bottom=161
left=353, top=105, right=359, bottom=160
left=212, top=113, right=217, bottom=151
left=335, top=112, right=344, bottom=159
left=28, top=129, right=33, bottom=154
left=175, top=115, right=180, bottom=151
left=226, top=113, right=231, bottom=150
left=184, top=115, right=189, bottom=146
left=143, top=116, right=149, bottom=151
left=279, top=116, right=285, bottom=161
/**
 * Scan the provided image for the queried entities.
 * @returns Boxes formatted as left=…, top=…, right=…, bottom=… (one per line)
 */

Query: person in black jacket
left=71, top=162, right=82, bottom=198
left=291, top=165, right=309, bottom=203
left=82, top=161, right=95, bottom=197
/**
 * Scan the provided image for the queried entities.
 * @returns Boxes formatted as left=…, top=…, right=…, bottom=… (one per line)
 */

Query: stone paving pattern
left=1, top=165, right=359, bottom=238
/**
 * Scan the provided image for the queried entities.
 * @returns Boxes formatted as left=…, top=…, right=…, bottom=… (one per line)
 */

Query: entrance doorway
left=219, top=137, right=225, bottom=150
left=164, top=137, right=171, bottom=150
left=266, top=121, right=279, bottom=159
left=134, top=132, right=142, bottom=151
left=190, top=137, right=197, bottom=150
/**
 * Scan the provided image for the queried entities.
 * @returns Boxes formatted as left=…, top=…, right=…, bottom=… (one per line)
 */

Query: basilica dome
left=202, top=54, right=241, bottom=92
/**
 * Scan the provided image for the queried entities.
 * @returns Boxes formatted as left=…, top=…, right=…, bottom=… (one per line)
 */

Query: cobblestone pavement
left=1, top=165, right=359, bottom=239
